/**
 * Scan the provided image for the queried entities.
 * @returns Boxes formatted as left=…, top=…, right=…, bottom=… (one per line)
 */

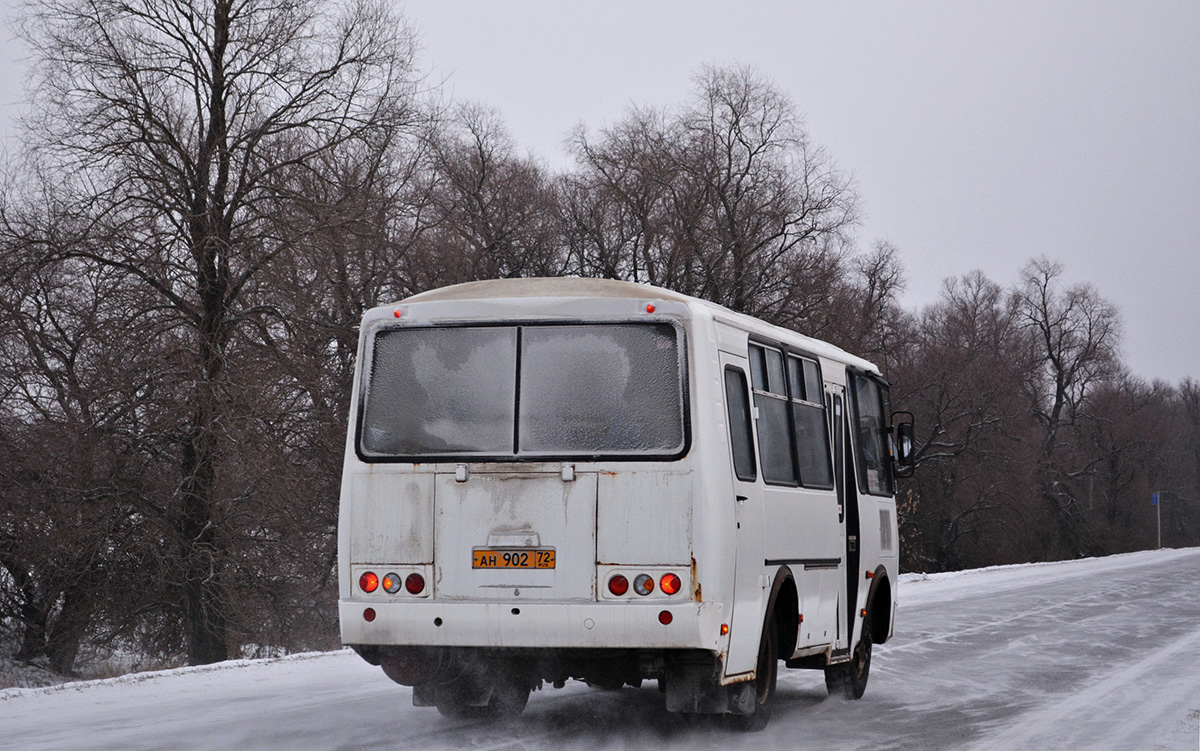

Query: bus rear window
left=360, top=327, right=517, bottom=456
left=359, top=323, right=687, bottom=461
left=519, top=324, right=684, bottom=455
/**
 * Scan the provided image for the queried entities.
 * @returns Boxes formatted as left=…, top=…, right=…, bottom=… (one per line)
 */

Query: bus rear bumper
left=339, top=599, right=725, bottom=652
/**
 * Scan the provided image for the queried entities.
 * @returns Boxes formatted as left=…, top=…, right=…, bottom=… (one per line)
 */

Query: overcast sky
left=2, top=2, right=1198, bottom=383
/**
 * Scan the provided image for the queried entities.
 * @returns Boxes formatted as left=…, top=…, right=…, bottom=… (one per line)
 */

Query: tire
left=824, top=615, right=872, bottom=700
left=486, top=677, right=531, bottom=719
left=433, top=674, right=489, bottom=718
left=434, top=694, right=486, bottom=719
left=730, top=621, right=778, bottom=732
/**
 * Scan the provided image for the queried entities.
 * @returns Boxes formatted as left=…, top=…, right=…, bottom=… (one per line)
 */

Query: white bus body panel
left=338, top=278, right=897, bottom=688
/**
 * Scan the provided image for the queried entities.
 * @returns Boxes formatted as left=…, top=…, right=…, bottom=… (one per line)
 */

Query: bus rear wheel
left=486, top=677, right=531, bottom=719
left=729, top=621, right=777, bottom=731
left=825, top=616, right=872, bottom=700
left=434, top=669, right=531, bottom=720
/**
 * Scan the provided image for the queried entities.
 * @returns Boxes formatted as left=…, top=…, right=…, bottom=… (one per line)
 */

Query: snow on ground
left=3, top=547, right=1199, bottom=750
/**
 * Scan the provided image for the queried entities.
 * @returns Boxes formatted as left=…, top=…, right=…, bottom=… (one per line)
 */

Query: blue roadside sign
left=1152, top=492, right=1159, bottom=506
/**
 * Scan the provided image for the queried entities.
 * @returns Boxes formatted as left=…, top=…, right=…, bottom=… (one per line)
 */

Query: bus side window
left=748, top=344, right=798, bottom=485
left=851, top=374, right=895, bottom=497
left=788, top=355, right=834, bottom=489
left=724, top=367, right=757, bottom=482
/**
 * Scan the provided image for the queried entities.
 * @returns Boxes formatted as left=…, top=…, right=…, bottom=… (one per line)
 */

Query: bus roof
left=394, top=277, right=880, bottom=376
left=401, top=277, right=694, bottom=304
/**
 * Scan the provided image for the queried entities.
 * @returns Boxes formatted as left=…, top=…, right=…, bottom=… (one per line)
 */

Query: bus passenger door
left=826, top=386, right=853, bottom=652
left=719, top=352, right=765, bottom=677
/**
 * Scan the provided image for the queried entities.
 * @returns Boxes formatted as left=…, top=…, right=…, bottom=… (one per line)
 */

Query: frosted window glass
left=519, top=324, right=684, bottom=454
left=360, top=327, right=516, bottom=456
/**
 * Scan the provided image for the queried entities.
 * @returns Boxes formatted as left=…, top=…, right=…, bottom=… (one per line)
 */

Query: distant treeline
left=1, top=0, right=1196, bottom=678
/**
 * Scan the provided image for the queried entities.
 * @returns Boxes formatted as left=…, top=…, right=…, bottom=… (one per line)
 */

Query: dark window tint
left=749, top=343, right=797, bottom=485
left=765, top=348, right=786, bottom=395
left=852, top=374, right=895, bottom=496
left=519, top=324, right=685, bottom=454
left=831, top=394, right=846, bottom=520
left=749, top=347, right=767, bottom=391
left=724, top=367, right=757, bottom=482
left=793, top=402, right=834, bottom=488
left=784, top=354, right=834, bottom=489
left=803, top=359, right=822, bottom=403
left=787, top=360, right=804, bottom=401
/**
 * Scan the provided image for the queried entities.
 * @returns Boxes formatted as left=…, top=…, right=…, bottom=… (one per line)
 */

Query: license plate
left=472, top=549, right=556, bottom=569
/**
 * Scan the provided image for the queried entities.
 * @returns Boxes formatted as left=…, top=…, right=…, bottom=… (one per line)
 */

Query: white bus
left=338, top=278, right=914, bottom=728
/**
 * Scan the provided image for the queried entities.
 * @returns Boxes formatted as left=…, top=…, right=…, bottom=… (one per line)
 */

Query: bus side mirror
left=891, top=412, right=915, bottom=478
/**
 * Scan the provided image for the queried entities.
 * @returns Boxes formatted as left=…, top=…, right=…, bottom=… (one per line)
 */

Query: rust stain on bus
left=691, top=555, right=701, bottom=601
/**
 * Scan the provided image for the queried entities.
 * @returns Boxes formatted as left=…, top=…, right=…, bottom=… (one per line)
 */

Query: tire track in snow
left=878, top=587, right=1102, bottom=654
left=960, top=620, right=1200, bottom=751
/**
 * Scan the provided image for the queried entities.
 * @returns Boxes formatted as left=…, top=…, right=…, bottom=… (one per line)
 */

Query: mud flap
left=664, top=659, right=756, bottom=715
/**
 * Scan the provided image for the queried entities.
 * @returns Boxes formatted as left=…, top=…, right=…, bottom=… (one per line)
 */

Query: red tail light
left=405, top=573, right=425, bottom=595
left=359, top=571, right=379, bottom=593
left=660, top=573, right=681, bottom=595
left=658, top=610, right=673, bottom=625
left=608, top=574, right=629, bottom=596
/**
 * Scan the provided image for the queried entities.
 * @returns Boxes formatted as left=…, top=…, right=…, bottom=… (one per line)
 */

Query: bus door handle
left=736, top=495, right=748, bottom=504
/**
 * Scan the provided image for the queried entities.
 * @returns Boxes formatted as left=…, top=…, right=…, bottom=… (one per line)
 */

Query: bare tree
left=418, top=104, right=566, bottom=284
left=1017, top=257, right=1122, bottom=557
left=16, top=0, right=423, bottom=664
left=891, top=271, right=1036, bottom=570
left=568, top=64, right=857, bottom=330
left=0, top=219, right=165, bottom=672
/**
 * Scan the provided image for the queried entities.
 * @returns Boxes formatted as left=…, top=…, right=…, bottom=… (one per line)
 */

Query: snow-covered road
left=4, top=547, right=1199, bottom=750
